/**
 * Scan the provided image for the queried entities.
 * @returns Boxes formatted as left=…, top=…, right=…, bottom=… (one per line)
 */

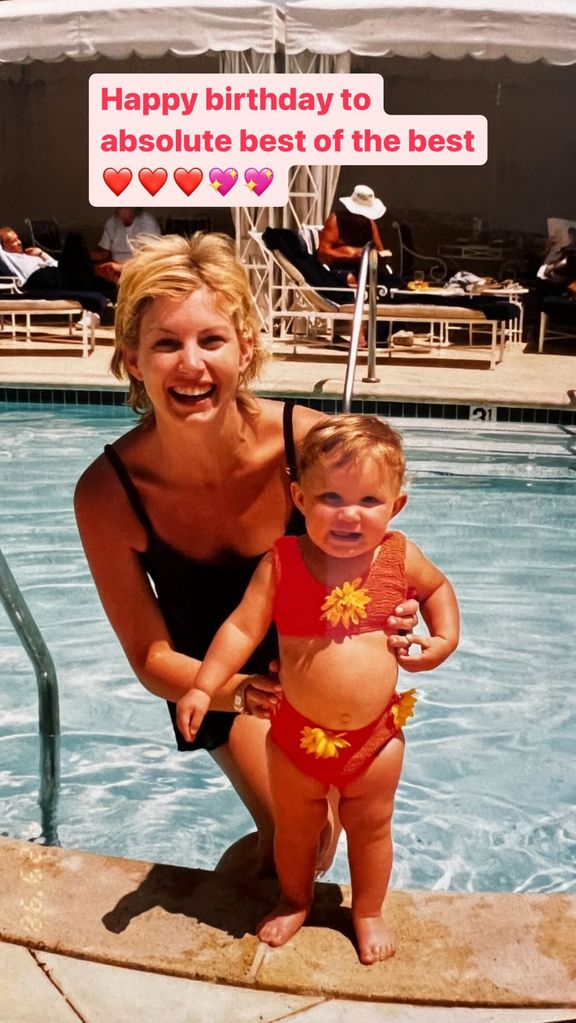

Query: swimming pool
left=1, top=404, right=574, bottom=893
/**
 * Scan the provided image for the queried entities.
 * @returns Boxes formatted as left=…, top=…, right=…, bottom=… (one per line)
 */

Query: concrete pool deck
left=0, top=327, right=574, bottom=409
left=1, top=838, right=575, bottom=1022
left=1, top=330, right=575, bottom=1020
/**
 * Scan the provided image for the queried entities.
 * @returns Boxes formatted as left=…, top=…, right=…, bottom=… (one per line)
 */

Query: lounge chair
left=260, top=228, right=519, bottom=368
left=0, top=252, right=107, bottom=357
left=23, top=218, right=64, bottom=257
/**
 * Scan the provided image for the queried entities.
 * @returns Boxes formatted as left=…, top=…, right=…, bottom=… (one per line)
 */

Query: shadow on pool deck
left=1, top=837, right=575, bottom=1008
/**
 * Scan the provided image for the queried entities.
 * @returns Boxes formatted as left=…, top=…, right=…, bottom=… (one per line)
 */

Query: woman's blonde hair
left=111, top=232, right=265, bottom=414
left=297, top=414, right=406, bottom=490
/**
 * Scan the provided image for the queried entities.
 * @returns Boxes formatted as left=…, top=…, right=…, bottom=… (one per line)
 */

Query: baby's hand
left=176, top=689, right=211, bottom=743
left=390, top=634, right=452, bottom=673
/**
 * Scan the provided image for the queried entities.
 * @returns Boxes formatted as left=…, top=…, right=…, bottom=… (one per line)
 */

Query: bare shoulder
left=291, top=403, right=327, bottom=442
left=74, top=423, right=148, bottom=550
left=405, top=537, right=447, bottom=594
left=74, top=450, right=115, bottom=511
left=74, top=423, right=139, bottom=506
left=319, top=212, right=337, bottom=239
left=404, top=536, right=431, bottom=570
left=252, top=398, right=326, bottom=443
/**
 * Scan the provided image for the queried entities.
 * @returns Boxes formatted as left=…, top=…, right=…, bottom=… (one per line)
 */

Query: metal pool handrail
left=342, top=242, right=380, bottom=413
left=0, top=547, right=60, bottom=846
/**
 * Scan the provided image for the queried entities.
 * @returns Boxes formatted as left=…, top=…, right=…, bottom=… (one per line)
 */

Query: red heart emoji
left=138, top=167, right=168, bottom=196
left=103, top=167, right=132, bottom=197
left=174, top=168, right=203, bottom=197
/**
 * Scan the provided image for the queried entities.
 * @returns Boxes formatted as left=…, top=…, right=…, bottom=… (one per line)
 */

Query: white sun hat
left=340, top=184, right=386, bottom=220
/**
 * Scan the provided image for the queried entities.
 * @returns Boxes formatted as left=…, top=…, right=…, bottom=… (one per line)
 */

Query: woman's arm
left=74, top=454, right=255, bottom=710
left=176, top=554, right=276, bottom=741
left=317, top=213, right=364, bottom=266
left=396, top=540, right=460, bottom=673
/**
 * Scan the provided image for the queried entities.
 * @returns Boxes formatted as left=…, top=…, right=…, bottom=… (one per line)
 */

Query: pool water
left=0, top=405, right=574, bottom=893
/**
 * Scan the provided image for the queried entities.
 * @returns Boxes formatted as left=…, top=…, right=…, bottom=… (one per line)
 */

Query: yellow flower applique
left=300, top=726, right=351, bottom=759
left=320, top=578, right=371, bottom=629
left=390, top=688, right=418, bottom=729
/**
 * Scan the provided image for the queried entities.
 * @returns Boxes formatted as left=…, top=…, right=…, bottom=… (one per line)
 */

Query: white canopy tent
left=0, top=0, right=285, bottom=330
left=1, top=0, right=574, bottom=66
left=0, top=0, right=282, bottom=61
left=280, top=0, right=576, bottom=268
left=0, top=0, right=283, bottom=264
left=284, top=0, right=576, bottom=65
left=0, top=0, right=574, bottom=307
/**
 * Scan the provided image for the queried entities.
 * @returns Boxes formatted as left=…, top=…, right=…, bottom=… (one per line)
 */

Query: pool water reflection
left=0, top=406, right=574, bottom=893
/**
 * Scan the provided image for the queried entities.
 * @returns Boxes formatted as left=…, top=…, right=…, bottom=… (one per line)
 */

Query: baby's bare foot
left=354, top=914, right=396, bottom=965
left=256, top=898, right=310, bottom=947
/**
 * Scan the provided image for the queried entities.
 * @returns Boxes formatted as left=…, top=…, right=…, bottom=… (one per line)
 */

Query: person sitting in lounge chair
left=317, top=186, right=405, bottom=303
left=0, top=229, right=113, bottom=322
left=91, top=207, right=161, bottom=285
left=0, top=226, right=56, bottom=265
left=1, top=226, right=103, bottom=288
left=317, top=186, right=391, bottom=270
left=0, top=226, right=59, bottom=281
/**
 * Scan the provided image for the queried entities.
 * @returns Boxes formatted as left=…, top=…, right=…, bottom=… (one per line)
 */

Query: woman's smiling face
left=125, top=287, right=253, bottom=424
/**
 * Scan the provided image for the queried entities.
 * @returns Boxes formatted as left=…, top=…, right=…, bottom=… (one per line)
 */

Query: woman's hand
left=386, top=595, right=420, bottom=659
left=386, top=595, right=419, bottom=635
left=243, top=661, right=282, bottom=719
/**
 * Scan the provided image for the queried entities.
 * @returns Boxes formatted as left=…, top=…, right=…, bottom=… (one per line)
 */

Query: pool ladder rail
left=0, top=547, right=60, bottom=847
left=342, top=242, right=380, bottom=413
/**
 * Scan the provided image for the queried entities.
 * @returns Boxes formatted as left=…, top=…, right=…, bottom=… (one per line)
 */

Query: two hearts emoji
left=103, top=166, right=274, bottom=198
left=206, top=167, right=273, bottom=197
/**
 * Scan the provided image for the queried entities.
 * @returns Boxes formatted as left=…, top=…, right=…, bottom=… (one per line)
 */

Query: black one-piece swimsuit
left=104, top=402, right=304, bottom=752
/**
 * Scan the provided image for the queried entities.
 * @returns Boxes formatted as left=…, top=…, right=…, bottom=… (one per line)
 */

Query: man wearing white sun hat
left=317, top=184, right=394, bottom=280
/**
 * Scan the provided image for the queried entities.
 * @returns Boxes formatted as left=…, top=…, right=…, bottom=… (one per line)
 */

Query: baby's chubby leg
left=339, top=734, right=405, bottom=965
left=257, top=734, right=329, bottom=947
